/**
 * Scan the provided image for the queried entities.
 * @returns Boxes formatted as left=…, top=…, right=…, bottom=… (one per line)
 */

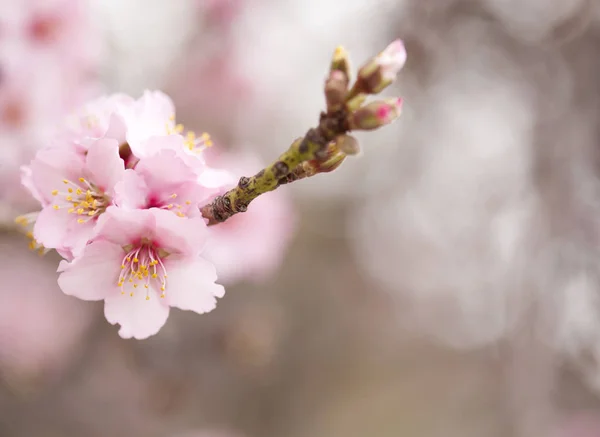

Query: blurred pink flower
left=0, top=235, right=93, bottom=387
left=0, top=0, right=100, bottom=69
left=556, top=413, right=600, bottom=437
left=58, top=207, right=224, bottom=340
left=0, top=0, right=101, bottom=223
left=203, top=0, right=246, bottom=29
left=202, top=149, right=296, bottom=285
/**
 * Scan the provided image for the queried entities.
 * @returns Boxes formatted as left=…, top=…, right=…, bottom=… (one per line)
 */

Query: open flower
left=25, top=138, right=125, bottom=257
left=114, top=149, right=223, bottom=217
left=57, top=207, right=224, bottom=340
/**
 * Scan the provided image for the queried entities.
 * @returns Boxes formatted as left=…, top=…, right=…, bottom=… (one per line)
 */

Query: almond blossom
left=57, top=207, right=224, bottom=340
left=26, top=138, right=125, bottom=258
left=114, top=149, right=222, bottom=217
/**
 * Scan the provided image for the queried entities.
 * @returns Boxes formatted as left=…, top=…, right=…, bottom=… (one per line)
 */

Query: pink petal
left=163, top=257, right=225, bottom=314
left=33, top=206, right=71, bottom=249
left=104, top=291, right=170, bottom=340
left=134, top=134, right=185, bottom=159
left=85, top=138, right=125, bottom=194
left=92, top=207, right=154, bottom=245
left=136, top=149, right=196, bottom=189
left=58, top=240, right=124, bottom=301
left=62, top=220, right=97, bottom=259
left=150, top=208, right=208, bottom=256
left=29, top=146, right=85, bottom=203
left=103, top=113, right=127, bottom=143
left=114, top=169, right=148, bottom=209
left=20, top=166, right=45, bottom=205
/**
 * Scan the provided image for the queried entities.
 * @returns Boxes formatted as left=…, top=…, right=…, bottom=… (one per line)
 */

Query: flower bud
left=335, top=134, right=360, bottom=156
left=316, top=152, right=346, bottom=173
left=354, top=39, right=406, bottom=95
left=330, top=46, right=351, bottom=79
left=348, top=97, right=403, bottom=131
left=324, top=70, right=348, bottom=111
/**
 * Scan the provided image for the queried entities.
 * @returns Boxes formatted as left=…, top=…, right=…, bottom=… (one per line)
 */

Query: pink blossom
left=114, top=149, right=220, bottom=216
left=118, top=90, right=179, bottom=158
left=202, top=149, right=296, bottom=284
left=57, top=207, right=224, bottom=340
left=24, top=138, right=125, bottom=257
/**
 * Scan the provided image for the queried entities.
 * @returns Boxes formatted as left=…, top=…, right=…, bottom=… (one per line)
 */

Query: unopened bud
left=354, top=39, right=406, bottom=95
left=335, top=134, right=360, bottom=156
left=317, top=152, right=346, bottom=173
left=325, top=70, right=349, bottom=111
left=346, top=93, right=367, bottom=112
left=349, top=97, right=403, bottom=131
left=330, top=46, right=351, bottom=79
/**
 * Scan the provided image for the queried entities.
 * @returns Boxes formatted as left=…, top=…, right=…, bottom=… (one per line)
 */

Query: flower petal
left=114, top=169, right=148, bottom=209
left=163, top=257, right=225, bottom=314
left=92, top=206, right=154, bottom=245
left=104, top=291, right=170, bottom=340
left=58, top=240, right=124, bottom=301
left=33, top=207, right=71, bottom=249
left=150, top=208, right=208, bottom=255
left=136, top=149, right=196, bottom=189
left=29, top=145, right=85, bottom=204
left=103, top=113, right=127, bottom=144
left=134, top=134, right=185, bottom=159
left=85, top=138, right=125, bottom=194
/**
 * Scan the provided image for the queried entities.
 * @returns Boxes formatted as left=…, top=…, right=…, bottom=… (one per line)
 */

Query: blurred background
left=2, top=0, right=600, bottom=436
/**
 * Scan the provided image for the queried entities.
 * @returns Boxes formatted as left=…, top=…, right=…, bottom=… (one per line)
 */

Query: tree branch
left=199, top=41, right=406, bottom=225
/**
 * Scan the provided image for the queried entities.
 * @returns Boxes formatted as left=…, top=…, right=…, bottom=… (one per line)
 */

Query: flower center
left=165, top=115, right=213, bottom=154
left=150, top=192, right=194, bottom=218
left=52, top=177, right=109, bottom=223
left=118, top=243, right=169, bottom=300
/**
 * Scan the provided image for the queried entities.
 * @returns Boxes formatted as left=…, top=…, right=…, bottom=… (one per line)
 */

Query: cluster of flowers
left=0, top=0, right=100, bottom=221
left=18, top=90, right=293, bottom=340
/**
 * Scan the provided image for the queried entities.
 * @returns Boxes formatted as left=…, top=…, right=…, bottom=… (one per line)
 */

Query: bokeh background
left=2, top=0, right=600, bottom=436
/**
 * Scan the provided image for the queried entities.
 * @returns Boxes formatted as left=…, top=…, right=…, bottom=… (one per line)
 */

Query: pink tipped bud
left=355, top=39, right=407, bottom=95
left=348, top=97, right=403, bottom=131
left=377, top=40, right=407, bottom=81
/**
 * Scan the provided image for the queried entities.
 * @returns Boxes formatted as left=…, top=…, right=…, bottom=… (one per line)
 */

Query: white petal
left=164, top=257, right=225, bottom=314
left=58, top=240, right=124, bottom=301
left=104, top=290, right=170, bottom=340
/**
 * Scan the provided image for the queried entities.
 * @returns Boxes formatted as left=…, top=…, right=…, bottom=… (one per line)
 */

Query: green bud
left=335, top=134, right=360, bottom=156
